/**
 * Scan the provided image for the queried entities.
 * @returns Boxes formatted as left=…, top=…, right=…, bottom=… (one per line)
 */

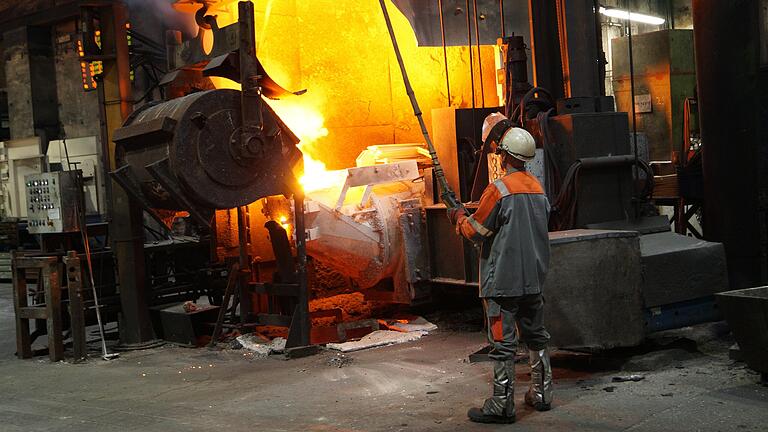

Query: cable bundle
left=549, top=158, right=655, bottom=231
left=549, top=161, right=583, bottom=231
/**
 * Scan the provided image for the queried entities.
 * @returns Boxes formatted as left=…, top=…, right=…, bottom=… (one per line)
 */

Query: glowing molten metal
left=208, top=75, right=347, bottom=193
left=264, top=101, right=347, bottom=193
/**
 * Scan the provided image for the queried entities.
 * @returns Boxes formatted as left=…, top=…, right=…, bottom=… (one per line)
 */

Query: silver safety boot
left=525, top=348, right=553, bottom=411
left=467, top=359, right=516, bottom=424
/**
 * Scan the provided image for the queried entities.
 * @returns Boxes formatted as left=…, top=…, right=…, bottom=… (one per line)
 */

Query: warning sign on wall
left=634, top=94, right=653, bottom=113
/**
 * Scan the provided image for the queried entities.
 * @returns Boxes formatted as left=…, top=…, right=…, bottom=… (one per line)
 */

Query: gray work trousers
left=483, top=294, right=550, bottom=361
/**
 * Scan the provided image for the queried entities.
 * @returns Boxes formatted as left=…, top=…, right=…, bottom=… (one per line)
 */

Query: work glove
left=446, top=206, right=467, bottom=225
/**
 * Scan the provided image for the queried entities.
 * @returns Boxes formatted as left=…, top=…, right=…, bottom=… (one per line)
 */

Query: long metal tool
left=378, top=0, right=463, bottom=210
left=63, top=141, right=118, bottom=360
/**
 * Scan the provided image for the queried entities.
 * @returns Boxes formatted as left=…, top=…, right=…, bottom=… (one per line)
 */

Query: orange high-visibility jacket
left=456, top=169, right=551, bottom=298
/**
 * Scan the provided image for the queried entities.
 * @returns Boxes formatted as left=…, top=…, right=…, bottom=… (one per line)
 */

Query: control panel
left=25, top=171, right=82, bottom=234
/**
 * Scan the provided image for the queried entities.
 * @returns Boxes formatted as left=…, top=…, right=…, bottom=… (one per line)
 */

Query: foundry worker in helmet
left=447, top=112, right=553, bottom=424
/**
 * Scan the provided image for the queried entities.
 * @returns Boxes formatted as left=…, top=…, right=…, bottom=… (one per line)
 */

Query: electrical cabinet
left=24, top=171, right=81, bottom=234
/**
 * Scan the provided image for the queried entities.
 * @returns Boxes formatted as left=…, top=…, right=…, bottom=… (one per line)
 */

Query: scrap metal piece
left=612, top=375, right=645, bottom=383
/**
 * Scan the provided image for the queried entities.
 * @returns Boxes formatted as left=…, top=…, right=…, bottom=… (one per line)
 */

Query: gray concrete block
left=587, top=215, right=671, bottom=235
left=641, top=232, right=728, bottom=307
left=545, top=229, right=645, bottom=349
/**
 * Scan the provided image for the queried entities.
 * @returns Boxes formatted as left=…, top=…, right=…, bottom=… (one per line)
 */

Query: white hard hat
left=481, top=112, right=508, bottom=143
left=498, top=127, right=536, bottom=162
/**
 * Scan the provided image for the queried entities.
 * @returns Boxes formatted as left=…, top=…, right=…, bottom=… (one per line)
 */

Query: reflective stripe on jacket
left=456, top=170, right=551, bottom=297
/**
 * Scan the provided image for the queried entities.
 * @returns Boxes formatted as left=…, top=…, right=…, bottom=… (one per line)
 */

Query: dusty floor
left=0, top=285, right=766, bottom=432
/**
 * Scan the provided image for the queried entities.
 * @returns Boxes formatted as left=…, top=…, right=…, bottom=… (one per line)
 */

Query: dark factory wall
left=0, top=1, right=77, bottom=28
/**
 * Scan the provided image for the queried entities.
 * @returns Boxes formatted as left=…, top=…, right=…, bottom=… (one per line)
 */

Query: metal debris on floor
left=227, top=316, right=438, bottom=357
left=326, top=353, right=354, bottom=368
left=236, top=335, right=287, bottom=356
left=389, top=316, right=439, bottom=333
left=327, top=330, right=426, bottom=353
left=612, top=374, right=646, bottom=382
left=325, top=316, right=438, bottom=353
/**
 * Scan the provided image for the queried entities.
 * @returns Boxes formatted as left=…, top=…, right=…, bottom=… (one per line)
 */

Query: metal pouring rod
left=378, top=0, right=463, bottom=210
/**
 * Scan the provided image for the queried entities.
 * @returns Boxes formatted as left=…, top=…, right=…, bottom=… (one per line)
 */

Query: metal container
left=112, top=89, right=300, bottom=213
left=425, top=204, right=479, bottom=285
left=716, top=287, right=768, bottom=376
left=303, top=161, right=428, bottom=303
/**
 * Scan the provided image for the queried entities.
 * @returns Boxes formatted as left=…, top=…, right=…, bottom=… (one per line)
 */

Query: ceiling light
left=599, top=7, right=666, bottom=25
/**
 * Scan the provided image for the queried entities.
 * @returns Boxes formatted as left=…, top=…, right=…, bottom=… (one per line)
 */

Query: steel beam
left=97, top=3, right=157, bottom=345
left=528, top=0, right=565, bottom=99
left=693, top=0, right=768, bottom=288
left=554, top=0, right=603, bottom=97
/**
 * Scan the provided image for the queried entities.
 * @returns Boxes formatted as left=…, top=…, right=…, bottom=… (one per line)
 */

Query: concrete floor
left=0, top=286, right=766, bottom=432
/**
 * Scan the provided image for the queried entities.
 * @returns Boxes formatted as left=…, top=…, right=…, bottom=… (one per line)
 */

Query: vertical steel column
left=465, top=0, right=477, bottom=113
left=554, top=0, right=603, bottom=97
left=286, top=193, right=310, bottom=348
left=95, top=77, right=114, bottom=221
left=98, top=3, right=156, bottom=345
left=238, top=1, right=263, bottom=154
left=237, top=206, right=252, bottom=323
left=113, top=198, right=156, bottom=344
left=625, top=0, right=640, bottom=218
left=438, top=0, right=452, bottom=105
left=235, top=1, right=260, bottom=323
left=472, top=0, right=485, bottom=107
left=527, top=0, right=565, bottom=99
left=692, top=0, right=767, bottom=288
left=64, top=251, right=87, bottom=361
left=499, top=0, right=506, bottom=38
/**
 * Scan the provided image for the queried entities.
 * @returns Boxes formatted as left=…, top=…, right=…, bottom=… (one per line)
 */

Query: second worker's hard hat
left=481, top=112, right=509, bottom=143
left=481, top=112, right=536, bottom=162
